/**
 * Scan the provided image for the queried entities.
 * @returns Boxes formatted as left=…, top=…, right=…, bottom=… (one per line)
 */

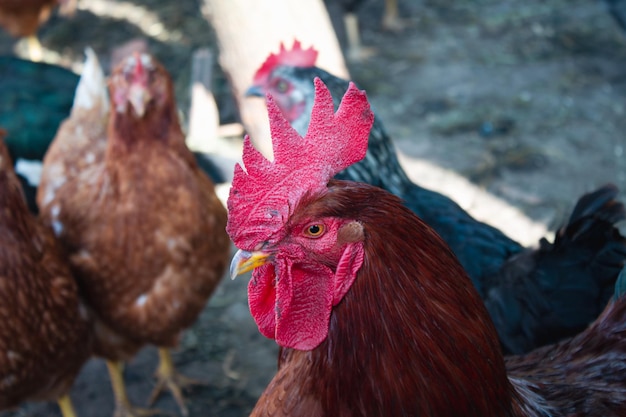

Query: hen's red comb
left=252, top=40, right=319, bottom=86
left=227, top=78, right=374, bottom=249
left=131, top=52, right=148, bottom=85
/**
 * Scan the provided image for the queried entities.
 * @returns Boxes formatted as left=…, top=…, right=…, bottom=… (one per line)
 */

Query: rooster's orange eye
left=305, top=224, right=325, bottom=238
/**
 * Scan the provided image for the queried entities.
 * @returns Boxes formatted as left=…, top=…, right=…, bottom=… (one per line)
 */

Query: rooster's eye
left=304, top=224, right=325, bottom=238
left=276, top=80, right=289, bottom=93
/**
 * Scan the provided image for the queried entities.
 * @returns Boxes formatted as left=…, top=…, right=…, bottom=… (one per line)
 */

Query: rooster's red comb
left=227, top=78, right=374, bottom=249
left=252, top=40, right=318, bottom=86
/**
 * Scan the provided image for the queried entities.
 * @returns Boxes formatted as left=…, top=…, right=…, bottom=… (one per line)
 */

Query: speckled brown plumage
left=0, top=133, right=91, bottom=410
left=36, top=53, right=229, bottom=361
left=506, top=298, right=626, bottom=416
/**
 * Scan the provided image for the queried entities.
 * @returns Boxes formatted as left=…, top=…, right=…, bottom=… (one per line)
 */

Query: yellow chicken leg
left=382, top=0, right=405, bottom=32
left=106, top=361, right=161, bottom=417
left=26, top=35, right=43, bottom=62
left=344, top=13, right=376, bottom=62
left=147, top=348, right=206, bottom=417
left=57, top=394, right=77, bottom=417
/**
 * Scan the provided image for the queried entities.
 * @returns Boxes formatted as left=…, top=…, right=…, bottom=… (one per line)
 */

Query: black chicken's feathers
left=0, top=56, right=78, bottom=162
left=484, top=184, right=626, bottom=353
left=615, top=266, right=626, bottom=300
left=563, top=183, right=624, bottom=239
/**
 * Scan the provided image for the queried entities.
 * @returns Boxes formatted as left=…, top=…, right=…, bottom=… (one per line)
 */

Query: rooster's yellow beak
left=230, top=249, right=271, bottom=280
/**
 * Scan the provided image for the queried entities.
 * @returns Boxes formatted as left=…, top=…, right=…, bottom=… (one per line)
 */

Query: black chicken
left=245, top=42, right=626, bottom=354
left=0, top=56, right=77, bottom=212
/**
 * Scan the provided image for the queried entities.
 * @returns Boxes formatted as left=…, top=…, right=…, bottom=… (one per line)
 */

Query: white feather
left=72, top=47, right=110, bottom=115
left=14, top=159, right=42, bottom=186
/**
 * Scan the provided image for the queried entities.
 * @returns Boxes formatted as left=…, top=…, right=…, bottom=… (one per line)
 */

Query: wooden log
left=187, top=47, right=220, bottom=153
left=203, top=0, right=349, bottom=157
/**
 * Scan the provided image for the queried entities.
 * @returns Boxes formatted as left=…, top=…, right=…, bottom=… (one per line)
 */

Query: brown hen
left=37, top=52, right=230, bottom=417
left=0, top=130, right=91, bottom=417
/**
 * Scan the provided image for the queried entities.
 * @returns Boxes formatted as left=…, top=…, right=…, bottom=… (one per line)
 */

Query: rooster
left=229, top=77, right=626, bottom=417
left=0, top=131, right=92, bottom=417
left=245, top=40, right=626, bottom=354
left=37, top=52, right=230, bottom=416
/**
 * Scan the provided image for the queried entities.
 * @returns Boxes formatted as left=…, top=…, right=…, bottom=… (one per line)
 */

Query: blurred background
left=1, top=0, right=626, bottom=415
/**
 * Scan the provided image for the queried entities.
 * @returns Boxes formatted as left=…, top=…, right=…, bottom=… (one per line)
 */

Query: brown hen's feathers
left=507, top=296, right=626, bottom=416
left=37, top=53, right=229, bottom=360
left=0, top=133, right=91, bottom=409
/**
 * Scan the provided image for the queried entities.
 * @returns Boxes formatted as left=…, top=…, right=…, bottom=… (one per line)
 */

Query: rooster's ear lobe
left=338, top=221, right=365, bottom=243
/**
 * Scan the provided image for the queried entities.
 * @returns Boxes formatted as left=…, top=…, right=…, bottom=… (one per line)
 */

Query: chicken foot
left=382, top=0, right=405, bottom=32
left=106, top=360, right=163, bottom=417
left=147, top=348, right=207, bottom=417
left=344, top=13, right=377, bottom=62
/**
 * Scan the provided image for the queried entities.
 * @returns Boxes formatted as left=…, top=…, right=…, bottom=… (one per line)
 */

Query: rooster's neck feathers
left=277, top=183, right=516, bottom=416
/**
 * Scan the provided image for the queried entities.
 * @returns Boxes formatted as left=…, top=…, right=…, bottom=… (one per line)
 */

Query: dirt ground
left=1, top=0, right=626, bottom=416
